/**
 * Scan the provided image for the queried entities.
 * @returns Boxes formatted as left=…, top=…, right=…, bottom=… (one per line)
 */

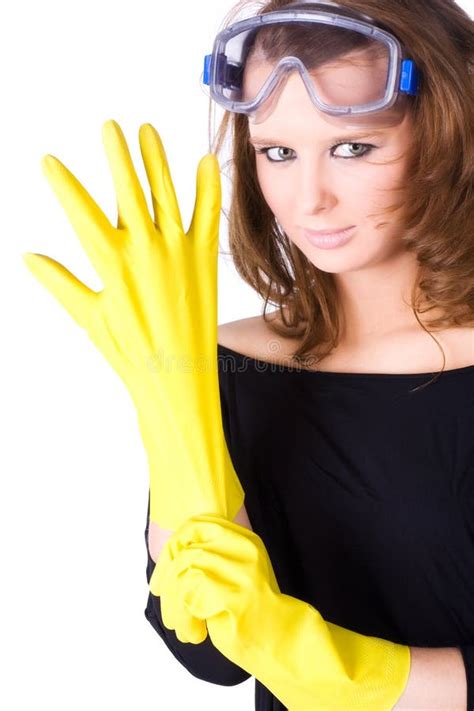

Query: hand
left=23, top=120, right=244, bottom=531
left=153, top=514, right=411, bottom=711
left=152, top=513, right=280, bottom=647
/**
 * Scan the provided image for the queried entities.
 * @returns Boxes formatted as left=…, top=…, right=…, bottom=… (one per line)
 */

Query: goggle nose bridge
left=246, top=56, right=330, bottom=112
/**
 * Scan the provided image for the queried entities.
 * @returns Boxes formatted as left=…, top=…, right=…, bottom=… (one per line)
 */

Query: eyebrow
left=248, top=131, right=385, bottom=145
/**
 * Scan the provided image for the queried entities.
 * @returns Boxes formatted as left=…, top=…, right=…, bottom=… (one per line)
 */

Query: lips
left=304, top=225, right=355, bottom=236
left=303, top=226, right=356, bottom=250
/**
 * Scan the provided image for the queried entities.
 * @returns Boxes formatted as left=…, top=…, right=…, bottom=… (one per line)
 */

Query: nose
left=298, top=157, right=338, bottom=215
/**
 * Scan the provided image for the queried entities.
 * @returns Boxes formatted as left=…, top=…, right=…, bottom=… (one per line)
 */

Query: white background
left=2, top=1, right=472, bottom=709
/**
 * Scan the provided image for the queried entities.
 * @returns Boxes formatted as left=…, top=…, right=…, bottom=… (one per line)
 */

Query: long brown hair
left=212, top=0, right=474, bottom=389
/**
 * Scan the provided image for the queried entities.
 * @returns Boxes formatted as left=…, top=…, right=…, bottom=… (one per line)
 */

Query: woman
left=24, top=0, right=473, bottom=709
left=147, top=1, right=474, bottom=708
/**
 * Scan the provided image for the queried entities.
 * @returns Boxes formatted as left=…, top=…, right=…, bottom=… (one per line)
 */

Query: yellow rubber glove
left=152, top=514, right=411, bottom=711
left=22, top=120, right=244, bottom=531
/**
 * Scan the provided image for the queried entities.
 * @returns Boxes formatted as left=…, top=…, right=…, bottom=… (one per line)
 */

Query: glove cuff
left=247, top=593, right=411, bottom=711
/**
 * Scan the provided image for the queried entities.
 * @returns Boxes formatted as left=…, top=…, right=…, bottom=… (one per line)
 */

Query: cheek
left=339, top=165, right=405, bottom=223
left=256, top=163, right=296, bottom=221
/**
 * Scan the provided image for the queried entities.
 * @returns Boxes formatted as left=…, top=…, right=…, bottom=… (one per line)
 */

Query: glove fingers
left=164, top=596, right=208, bottom=645
left=171, top=547, right=243, bottom=597
left=159, top=516, right=282, bottom=602
left=101, top=120, right=154, bottom=236
left=153, top=542, right=241, bottom=623
left=190, top=154, right=221, bottom=250
left=138, top=123, right=185, bottom=239
left=23, top=252, right=96, bottom=329
left=175, top=616, right=208, bottom=645
left=174, top=574, right=210, bottom=644
left=156, top=560, right=208, bottom=644
left=41, top=155, right=118, bottom=284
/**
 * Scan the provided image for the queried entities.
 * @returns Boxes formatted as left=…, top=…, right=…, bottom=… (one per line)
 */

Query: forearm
left=393, top=646, right=467, bottom=711
left=147, top=503, right=253, bottom=564
left=136, top=375, right=245, bottom=533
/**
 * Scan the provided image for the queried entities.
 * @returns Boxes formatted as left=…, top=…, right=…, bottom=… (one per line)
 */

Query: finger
left=41, top=154, right=118, bottom=284
left=175, top=602, right=209, bottom=645
left=102, top=119, right=153, bottom=235
left=154, top=554, right=200, bottom=638
left=160, top=583, right=208, bottom=644
left=158, top=561, right=209, bottom=644
left=23, top=252, right=97, bottom=329
left=138, top=123, right=185, bottom=238
left=175, top=616, right=208, bottom=645
left=189, top=153, right=222, bottom=249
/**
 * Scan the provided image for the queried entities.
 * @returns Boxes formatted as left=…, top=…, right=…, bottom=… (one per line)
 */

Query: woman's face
left=246, top=66, right=414, bottom=275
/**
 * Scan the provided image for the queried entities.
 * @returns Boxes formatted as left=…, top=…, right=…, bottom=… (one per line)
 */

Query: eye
left=254, top=146, right=296, bottom=163
left=331, top=142, right=376, bottom=159
left=253, top=142, right=376, bottom=163
left=255, top=146, right=294, bottom=163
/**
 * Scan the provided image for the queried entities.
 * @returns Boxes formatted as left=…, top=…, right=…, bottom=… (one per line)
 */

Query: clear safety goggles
left=202, top=0, right=420, bottom=125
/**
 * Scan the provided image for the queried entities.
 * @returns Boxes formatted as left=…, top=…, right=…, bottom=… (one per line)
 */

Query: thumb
left=23, top=252, right=96, bottom=330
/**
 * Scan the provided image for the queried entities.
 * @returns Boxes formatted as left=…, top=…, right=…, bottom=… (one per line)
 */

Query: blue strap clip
left=400, top=59, right=420, bottom=96
left=203, top=54, right=212, bottom=86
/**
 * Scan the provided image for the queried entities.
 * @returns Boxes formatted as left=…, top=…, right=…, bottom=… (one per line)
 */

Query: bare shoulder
left=218, top=313, right=474, bottom=373
left=439, top=325, right=474, bottom=370
left=218, top=312, right=277, bottom=355
left=218, top=309, right=299, bottom=364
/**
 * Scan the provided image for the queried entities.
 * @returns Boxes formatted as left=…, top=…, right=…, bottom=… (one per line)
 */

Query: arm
left=154, top=515, right=411, bottom=710
left=147, top=516, right=471, bottom=709
left=153, top=516, right=474, bottom=711
left=393, top=646, right=467, bottom=710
